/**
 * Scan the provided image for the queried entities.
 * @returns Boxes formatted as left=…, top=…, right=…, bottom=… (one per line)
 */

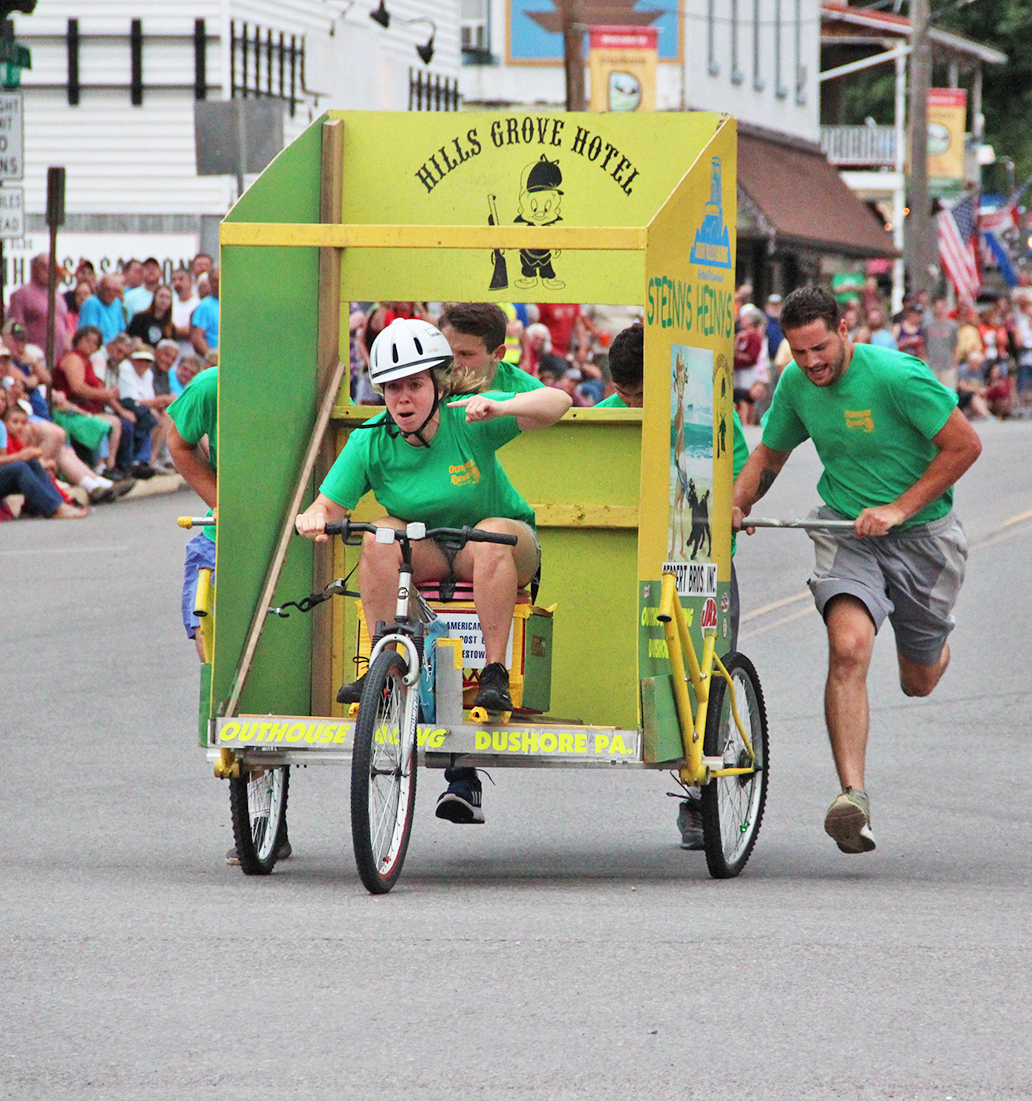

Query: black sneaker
left=473, top=662, right=512, bottom=711
left=337, top=673, right=368, bottom=705
left=435, top=768, right=485, bottom=824
left=677, top=795, right=704, bottom=850
left=225, top=835, right=292, bottom=865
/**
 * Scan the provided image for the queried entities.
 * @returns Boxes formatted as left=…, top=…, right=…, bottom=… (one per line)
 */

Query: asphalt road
left=4, top=420, right=1032, bottom=1100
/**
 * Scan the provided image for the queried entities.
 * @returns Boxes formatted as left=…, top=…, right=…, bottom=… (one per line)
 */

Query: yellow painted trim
left=659, top=573, right=701, bottom=782
left=436, top=637, right=464, bottom=671
left=712, top=653, right=756, bottom=763
left=220, top=222, right=647, bottom=251
left=530, top=503, right=638, bottom=529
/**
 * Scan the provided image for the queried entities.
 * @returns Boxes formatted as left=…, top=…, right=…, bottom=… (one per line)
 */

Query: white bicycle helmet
left=369, top=318, right=453, bottom=386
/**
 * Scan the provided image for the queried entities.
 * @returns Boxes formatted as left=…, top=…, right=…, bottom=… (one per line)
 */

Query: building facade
left=5, top=0, right=460, bottom=292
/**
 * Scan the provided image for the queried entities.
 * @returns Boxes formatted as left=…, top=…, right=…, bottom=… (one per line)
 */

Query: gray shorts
left=806, top=506, right=968, bottom=666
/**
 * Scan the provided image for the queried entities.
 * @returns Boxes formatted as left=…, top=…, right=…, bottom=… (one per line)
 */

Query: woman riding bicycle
left=295, top=317, right=571, bottom=822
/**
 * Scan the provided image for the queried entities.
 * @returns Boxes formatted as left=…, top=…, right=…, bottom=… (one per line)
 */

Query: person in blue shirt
left=190, top=269, right=220, bottom=355
left=78, top=276, right=128, bottom=344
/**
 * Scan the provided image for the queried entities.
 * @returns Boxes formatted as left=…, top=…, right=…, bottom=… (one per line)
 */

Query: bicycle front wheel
left=351, top=649, right=418, bottom=894
left=700, top=653, right=768, bottom=879
left=229, top=765, right=290, bottom=875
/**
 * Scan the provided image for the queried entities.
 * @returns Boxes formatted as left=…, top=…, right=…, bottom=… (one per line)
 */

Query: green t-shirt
left=594, top=391, right=628, bottom=408
left=168, top=367, right=218, bottom=542
left=320, top=394, right=535, bottom=530
left=761, top=343, right=957, bottom=528
left=491, top=360, right=544, bottom=393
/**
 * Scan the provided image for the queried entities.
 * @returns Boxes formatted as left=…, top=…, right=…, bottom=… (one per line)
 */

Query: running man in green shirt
left=733, top=286, right=981, bottom=855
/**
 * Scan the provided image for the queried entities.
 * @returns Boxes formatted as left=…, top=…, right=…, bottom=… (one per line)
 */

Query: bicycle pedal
left=469, top=706, right=512, bottom=724
left=348, top=702, right=360, bottom=718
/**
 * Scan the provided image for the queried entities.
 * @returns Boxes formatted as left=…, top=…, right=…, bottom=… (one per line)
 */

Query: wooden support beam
left=220, top=222, right=648, bottom=251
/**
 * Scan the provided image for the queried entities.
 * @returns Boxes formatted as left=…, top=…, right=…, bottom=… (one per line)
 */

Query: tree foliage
left=832, top=1, right=1032, bottom=191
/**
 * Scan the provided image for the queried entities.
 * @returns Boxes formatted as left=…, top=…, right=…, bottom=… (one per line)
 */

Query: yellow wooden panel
left=220, top=222, right=647, bottom=251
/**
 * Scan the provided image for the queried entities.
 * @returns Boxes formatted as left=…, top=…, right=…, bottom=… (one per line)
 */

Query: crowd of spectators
left=347, top=300, right=643, bottom=408
left=1, top=251, right=217, bottom=521
left=729, top=275, right=1032, bottom=424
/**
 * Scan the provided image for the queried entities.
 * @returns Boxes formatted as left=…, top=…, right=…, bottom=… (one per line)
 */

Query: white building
left=5, top=0, right=460, bottom=292
left=461, top=0, right=895, bottom=297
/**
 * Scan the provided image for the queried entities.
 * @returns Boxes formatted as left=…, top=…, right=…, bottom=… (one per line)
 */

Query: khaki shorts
left=806, top=506, right=968, bottom=665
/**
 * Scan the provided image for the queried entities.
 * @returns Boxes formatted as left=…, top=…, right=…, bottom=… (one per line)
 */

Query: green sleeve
left=889, top=354, right=958, bottom=439
left=493, top=361, right=545, bottom=392
left=464, top=392, right=522, bottom=451
left=319, top=425, right=374, bottom=509
left=761, top=367, right=809, bottom=453
left=731, top=410, right=749, bottom=480
left=594, top=392, right=628, bottom=408
left=168, top=367, right=218, bottom=448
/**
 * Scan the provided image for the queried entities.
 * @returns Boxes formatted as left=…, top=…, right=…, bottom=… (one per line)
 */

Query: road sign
left=0, top=90, right=22, bottom=179
left=0, top=184, right=23, bottom=237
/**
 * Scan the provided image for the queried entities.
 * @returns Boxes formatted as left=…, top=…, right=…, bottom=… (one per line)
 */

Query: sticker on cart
left=701, top=597, right=718, bottom=629
left=720, top=590, right=730, bottom=613
left=435, top=612, right=513, bottom=669
left=663, top=561, right=717, bottom=598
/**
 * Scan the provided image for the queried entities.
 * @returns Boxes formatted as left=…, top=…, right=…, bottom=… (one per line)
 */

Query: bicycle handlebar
left=744, top=518, right=856, bottom=531
left=322, top=520, right=518, bottom=547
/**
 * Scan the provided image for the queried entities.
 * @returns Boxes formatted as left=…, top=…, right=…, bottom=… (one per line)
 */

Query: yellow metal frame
left=658, top=572, right=756, bottom=785
left=192, top=564, right=239, bottom=780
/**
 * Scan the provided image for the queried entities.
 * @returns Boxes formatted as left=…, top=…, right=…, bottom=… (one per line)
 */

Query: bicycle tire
left=229, top=765, right=290, bottom=876
left=351, top=649, right=418, bottom=894
left=700, top=652, right=768, bottom=879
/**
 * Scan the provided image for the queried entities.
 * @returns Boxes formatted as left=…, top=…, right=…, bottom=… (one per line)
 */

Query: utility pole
left=906, top=0, right=933, bottom=296
left=560, top=0, right=585, bottom=112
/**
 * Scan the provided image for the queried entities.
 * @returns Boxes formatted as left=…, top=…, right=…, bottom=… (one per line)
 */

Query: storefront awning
left=737, top=128, right=899, bottom=259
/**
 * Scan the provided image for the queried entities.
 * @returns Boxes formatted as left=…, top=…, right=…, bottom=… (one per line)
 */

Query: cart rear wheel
left=229, top=765, right=290, bottom=875
left=351, top=649, right=418, bottom=894
left=701, top=653, right=768, bottom=879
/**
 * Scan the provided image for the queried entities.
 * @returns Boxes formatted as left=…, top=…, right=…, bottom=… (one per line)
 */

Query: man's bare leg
left=824, top=594, right=876, bottom=791
left=898, top=644, right=950, bottom=698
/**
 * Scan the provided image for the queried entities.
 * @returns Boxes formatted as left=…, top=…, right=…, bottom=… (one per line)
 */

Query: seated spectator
left=53, top=325, right=136, bottom=478
left=0, top=386, right=88, bottom=519
left=127, top=284, right=175, bottom=347
left=3, top=320, right=50, bottom=417
left=2, top=367, right=65, bottom=466
left=2, top=386, right=129, bottom=503
left=956, top=350, right=990, bottom=420
left=984, top=361, right=1013, bottom=419
left=78, top=275, right=128, bottom=345
left=118, top=344, right=172, bottom=475
left=169, top=352, right=203, bottom=398
left=152, top=339, right=178, bottom=397
left=438, top=302, right=543, bottom=393
left=93, top=331, right=133, bottom=389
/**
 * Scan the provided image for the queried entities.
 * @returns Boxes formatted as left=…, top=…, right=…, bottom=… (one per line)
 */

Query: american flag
left=938, top=195, right=980, bottom=304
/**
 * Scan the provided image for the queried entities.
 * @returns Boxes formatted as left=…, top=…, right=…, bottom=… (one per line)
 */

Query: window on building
left=461, top=0, right=490, bottom=61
